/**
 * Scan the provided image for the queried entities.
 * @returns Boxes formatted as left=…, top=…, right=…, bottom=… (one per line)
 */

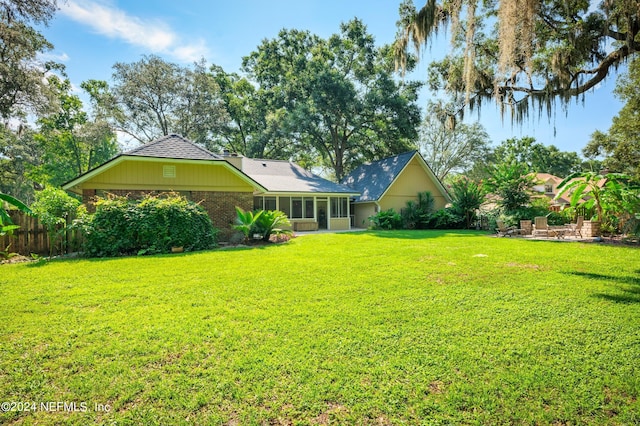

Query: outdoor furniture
left=496, top=220, right=523, bottom=237
left=566, top=216, right=584, bottom=238
left=532, top=216, right=549, bottom=237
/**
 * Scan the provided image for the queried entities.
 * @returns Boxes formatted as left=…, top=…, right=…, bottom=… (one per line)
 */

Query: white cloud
left=60, top=0, right=209, bottom=62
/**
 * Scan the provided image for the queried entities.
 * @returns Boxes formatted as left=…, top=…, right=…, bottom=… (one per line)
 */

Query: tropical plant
left=556, top=172, right=639, bottom=235
left=233, top=206, right=264, bottom=241
left=0, top=192, right=32, bottom=236
left=254, top=210, right=292, bottom=242
left=401, top=191, right=436, bottom=229
left=450, top=177, right=484, bottom=229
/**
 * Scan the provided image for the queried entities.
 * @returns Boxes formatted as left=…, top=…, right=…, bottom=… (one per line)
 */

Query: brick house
left=62, top=134, right=358, bottom=239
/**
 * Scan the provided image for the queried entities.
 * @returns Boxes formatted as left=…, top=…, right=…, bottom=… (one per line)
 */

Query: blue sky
left=39, top=0, right=624, bottom=155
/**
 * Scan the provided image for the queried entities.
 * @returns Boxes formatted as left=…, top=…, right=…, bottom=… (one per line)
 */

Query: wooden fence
left=1, top=211, right=82, bottom=257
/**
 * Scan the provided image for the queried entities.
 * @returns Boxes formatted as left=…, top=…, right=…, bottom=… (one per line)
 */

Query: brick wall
left=81, top=189, right=251, bottom=241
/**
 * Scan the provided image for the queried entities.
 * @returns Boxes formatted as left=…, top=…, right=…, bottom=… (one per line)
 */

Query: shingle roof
left=126, top=134, right=221, bottom=161
left=342, top=151, right=418, bottom=202
left=242, top=158, right=357, bottom=194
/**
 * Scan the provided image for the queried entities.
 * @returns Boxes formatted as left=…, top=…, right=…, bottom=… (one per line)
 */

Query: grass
left=1, top=230, right=639, bottom=425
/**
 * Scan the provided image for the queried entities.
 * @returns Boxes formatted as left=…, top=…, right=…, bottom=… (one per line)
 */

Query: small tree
left=31, top=188, right=81, bottom=257
left=485, top=162, right=535, bottom=215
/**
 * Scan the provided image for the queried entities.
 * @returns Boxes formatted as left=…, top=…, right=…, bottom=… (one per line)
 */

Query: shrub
left=401, top=191, right=435, bottom=229
left=81, top=193, right=217, bottom=257
left=369, top=209, right=403, bottom=230
left=31, top=187, right=81, bottom=257
left=426, top=208, right=465, bottom=229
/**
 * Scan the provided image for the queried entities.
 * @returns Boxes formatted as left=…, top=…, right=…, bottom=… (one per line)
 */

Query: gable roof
left=242, top=158, right=358, bottom=194
left=126, top=134, right=222, bottom=160
left=342, top=151, right=448, bottom=202
left=62, top=134, right=265, bottom=193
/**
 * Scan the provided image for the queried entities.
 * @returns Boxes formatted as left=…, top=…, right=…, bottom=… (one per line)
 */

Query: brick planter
left=520, top=220, right=532, bottom=235
left=583, top=220, right=600, bottom=237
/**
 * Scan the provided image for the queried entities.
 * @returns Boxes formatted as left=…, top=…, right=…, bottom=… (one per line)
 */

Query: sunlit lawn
left=1, top=230, right=639, bottom=424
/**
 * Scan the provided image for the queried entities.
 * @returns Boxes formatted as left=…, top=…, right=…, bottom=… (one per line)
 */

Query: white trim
left=377, top=152, right=451, bottom=204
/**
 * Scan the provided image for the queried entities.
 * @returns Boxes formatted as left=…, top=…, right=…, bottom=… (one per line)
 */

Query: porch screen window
left=305, top=198, right=314, bottom=218
left=264, top=197, right=276, bottom=210
left=330, top=197, right=348, bottom=218
left=279, top=197, right=290, bottom=216
left=254, top=196, right=277, bottom=210
left=291, top=197, right=303, bottom=218
left=290, top=197, right=313, bottom=219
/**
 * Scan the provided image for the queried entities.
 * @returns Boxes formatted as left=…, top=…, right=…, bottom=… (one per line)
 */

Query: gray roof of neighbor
left=242, top=158, right=357, bottom=194
left=341, top=151, right=418, bottom=202
left=126, top=134, right=222, bottom=161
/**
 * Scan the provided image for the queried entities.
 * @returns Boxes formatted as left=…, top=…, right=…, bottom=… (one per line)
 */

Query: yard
left=1, top=230, right=639, bottom=424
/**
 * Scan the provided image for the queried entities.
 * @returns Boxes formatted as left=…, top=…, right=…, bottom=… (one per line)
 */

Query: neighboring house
left=63, top=134, right=358, bottom=237
left=342, top=151, right=451, bottom=228
left=531, top=173, right=569, bottom=210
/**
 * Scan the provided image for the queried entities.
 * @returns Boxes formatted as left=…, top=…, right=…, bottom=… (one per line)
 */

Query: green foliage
left=426, top=207, right=465, bottom=229
left=109, top=56, right=229, bottom=145
left=418, top=100, right=491, bottom=181
left=450, top=177, right=484, bottom=228
left=396, top=0, right=640, bottom=123
left=485, top=162, right=535, bottom=214
left=243, top=19, right=421, bottom=180
left=234, top=207, right=292, bottom=242
left=29, top=76, right=119, bottom=187
left=369, top=209, right=403, bottom=230
left=585, top=58, right=640, bottom=181
left=401, top=191, right=435, bottom=229
left=81, top=193, right=217, bottom=257
left=0, top=0, right=61, bottom=119
left=233, top=206, right=263, bottom=241
left=30, top=187, right=80, bottom=257
left=254, top=209, right=292, bottom=242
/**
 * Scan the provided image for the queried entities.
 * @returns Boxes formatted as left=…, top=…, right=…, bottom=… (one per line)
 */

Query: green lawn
left=1, top=230, right=639, bottom=425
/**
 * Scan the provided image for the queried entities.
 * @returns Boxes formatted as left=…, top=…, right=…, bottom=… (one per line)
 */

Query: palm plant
left=233, top=207, right=263, bottom=241
left=0, top=192, right=32, bottom=237
left=254, top=210, right=292, bottom=241
left=450, top=177, right=484, bottom=229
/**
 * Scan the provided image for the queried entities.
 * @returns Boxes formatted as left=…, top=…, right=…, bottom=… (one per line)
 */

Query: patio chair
left=567, top=216, right=584, bottom=238
left=496, top=220, right=518, bottom=237
left=532, top=216, right=549, bottom=237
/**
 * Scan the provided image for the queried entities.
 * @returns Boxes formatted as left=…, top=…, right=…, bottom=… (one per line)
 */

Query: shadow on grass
left=23, top=241, right=287, bottom=266
left=365, top=229, right=490, bottom=240
left=565, top=271, right=640, bottom=304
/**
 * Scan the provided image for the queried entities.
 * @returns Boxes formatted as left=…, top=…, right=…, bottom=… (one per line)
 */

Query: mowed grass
left=1, top=231, right=639, bottom=425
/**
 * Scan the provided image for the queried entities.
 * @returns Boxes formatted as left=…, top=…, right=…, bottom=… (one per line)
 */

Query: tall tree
left=243, top=19, right=422, bottom=181
left=493, top=137, right=583, bottom=177
left=210, top=66, right=292, bottom=159
left=0, top=0, right=61, bottom=119
left=110, top=56, right=229, bottom=145
left=584, top=58, right=640, bottom=181
left=418, top=100, right=490, bottom=181
left=29, top=76, right=119, bottom=187
left=395, top=0, right=640, bottom=124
